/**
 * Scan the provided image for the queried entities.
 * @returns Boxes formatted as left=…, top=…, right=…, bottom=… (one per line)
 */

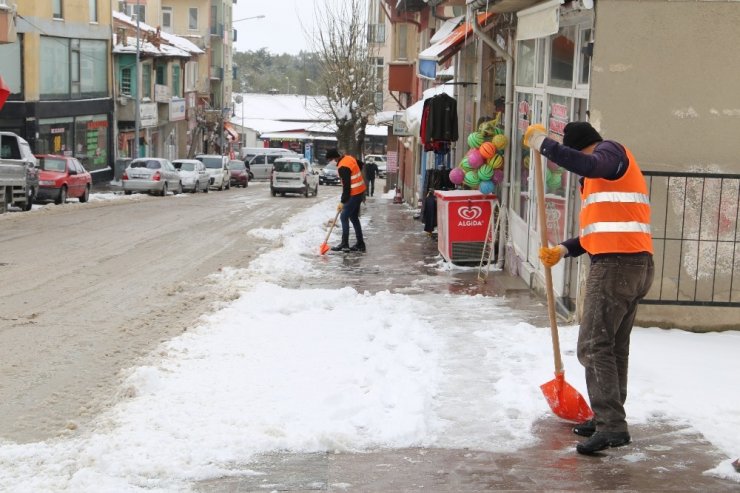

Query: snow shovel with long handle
left=533, top=150, right=594, bottom=422
left=319, top=209, right=342, bottom=255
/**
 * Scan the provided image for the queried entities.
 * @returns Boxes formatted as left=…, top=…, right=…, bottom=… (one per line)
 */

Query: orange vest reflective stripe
left=579, top=146, right=654, bottom=255
left=337, top=155, right=367, bottom=196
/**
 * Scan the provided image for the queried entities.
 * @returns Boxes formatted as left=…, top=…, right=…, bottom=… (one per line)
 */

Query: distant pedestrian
left=525, top=121, right=654, bottom=455
left=326, top=148, right=367, bottom=253
left=364, top=159, right=378, bottom=197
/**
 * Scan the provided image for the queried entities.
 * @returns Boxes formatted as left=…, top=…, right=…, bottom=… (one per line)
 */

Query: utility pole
left=133, top=0, right=140, bottom=158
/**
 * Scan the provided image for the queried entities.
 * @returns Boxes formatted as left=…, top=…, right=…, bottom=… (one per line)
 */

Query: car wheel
left=304, top=184, right=309, bottom=198
left=55, top=186, right=68, bottom=205
left=192, top=181, right=199, bottom=194
left=124, top=190, right=132, bottom=195
left=218, top=179, right=224, bottom=191
left=314, top=184, right=319, bottom=196
left=203, top=184, right=209, bottom=193
left=176, top=182, right=183, bottom=195
left=161, top=183, right=168, bottom=196
left=79, top=185, right=90, bottom=203
left=24, top=187, right=36, bottom=210
left=271, top=188, right=276, bottom=197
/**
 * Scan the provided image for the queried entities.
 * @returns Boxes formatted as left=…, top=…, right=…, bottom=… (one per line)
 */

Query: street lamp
left=233, top=14, right=265, bottom=23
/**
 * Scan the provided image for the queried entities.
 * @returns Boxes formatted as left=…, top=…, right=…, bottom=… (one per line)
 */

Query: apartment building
left=0, top=0, right=114, bottom=178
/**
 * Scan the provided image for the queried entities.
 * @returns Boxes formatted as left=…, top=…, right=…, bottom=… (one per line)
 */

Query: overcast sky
left=233, top=0, right=321, bottom=55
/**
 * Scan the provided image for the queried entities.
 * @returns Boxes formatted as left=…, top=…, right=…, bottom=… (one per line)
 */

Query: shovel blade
left=319, top=242, right=330, bottom=255
left=540, top=372, right=594, bottom=422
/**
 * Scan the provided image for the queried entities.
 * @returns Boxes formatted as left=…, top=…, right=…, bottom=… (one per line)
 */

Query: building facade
left=0, top=0, right=114, bottom=181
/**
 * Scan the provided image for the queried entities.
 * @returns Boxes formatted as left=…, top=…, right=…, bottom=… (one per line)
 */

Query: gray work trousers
left=577, top=253, right=654, bottom=433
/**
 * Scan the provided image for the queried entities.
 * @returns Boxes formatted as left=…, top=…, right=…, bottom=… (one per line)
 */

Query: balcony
left=210, top=23, right=224, bottom=37
left=388, top=62, right=415, bottom=94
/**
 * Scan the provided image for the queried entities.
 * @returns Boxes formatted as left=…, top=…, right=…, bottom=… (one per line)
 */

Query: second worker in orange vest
left=326, top=148, right=367, bottom=253
left=524, top=121, right=654, bottom=456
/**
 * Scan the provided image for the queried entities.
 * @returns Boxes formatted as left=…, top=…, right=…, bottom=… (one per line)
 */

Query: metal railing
left=643, top=171, right=740, bottom=306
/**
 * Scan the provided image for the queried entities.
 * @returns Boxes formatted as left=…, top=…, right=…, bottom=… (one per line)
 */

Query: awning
left=516, top=0, right=564, bottom=41
left=260, top=131, right=337, bottom=142
left=418, top=12, right=494, bottom=80
left=224, top=122, right=239, bottom=141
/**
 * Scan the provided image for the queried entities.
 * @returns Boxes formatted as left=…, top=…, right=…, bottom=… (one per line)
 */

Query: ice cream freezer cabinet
left=434, top=190, right=497, bottom=264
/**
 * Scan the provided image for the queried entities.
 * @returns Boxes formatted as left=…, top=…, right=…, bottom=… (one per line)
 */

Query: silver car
left=122, top=157, right=183, bottom=196
left=270, top=157, right=319, bottom=197
left=195, top=154, right=230, bottom=191
left=172, top=159, right=210, bottom=193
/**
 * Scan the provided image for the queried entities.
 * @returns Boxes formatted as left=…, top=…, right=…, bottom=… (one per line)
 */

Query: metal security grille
left=643, top=171, right=740, bottom=306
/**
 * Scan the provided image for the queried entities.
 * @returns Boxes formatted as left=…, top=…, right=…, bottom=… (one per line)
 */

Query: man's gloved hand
left=336, top=203, right=344, bottom=212
left=523, top=124, right=547, bottom=151
left=539, top=244, right=567, bottom=267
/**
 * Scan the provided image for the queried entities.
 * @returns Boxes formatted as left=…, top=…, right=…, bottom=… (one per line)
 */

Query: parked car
left=122, top=157, right=183, bottom=196
left=270, top=157, right=319, bottom=197
left=195, top=154, right=230, bottom=190
left=0, top=131, right=37, bottom=213
left=319, top=162, right=341, bottom=185
left=248, top=148, right=298, bottom=180
left=228, top=160, right=250, bottom=187
left=34, top=154, right=92, bottom=204
left=365, top=154, right=387, bottom=178
left=172, top=159, right=210, bottom=193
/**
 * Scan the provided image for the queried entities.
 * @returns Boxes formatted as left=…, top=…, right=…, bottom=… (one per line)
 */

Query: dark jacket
left=364, top=161, right=378, bottom=180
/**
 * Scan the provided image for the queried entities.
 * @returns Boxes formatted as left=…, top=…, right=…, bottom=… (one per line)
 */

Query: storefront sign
left=169, top=98, right=186, bottom=121
left=392, top=113, right=411, bottom=136
left=87, top=120, right=108, bottom=130
left=387, top=151, right=398, bottom=173
left=50, top=127, right=65, bottom=134
left=139, top=102, right=158, bottom=127
left=154, top=84, right=171, bottom=103
left=548, top=102, right=569, bottom=137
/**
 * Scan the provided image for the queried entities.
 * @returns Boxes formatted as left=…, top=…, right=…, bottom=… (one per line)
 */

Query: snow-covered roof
left=113, top=11, right=204, bottom=57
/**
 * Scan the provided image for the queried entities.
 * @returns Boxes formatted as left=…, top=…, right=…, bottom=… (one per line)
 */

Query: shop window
left=549, top=26, right=575, bottom=89
left=75, top=115, right=108, bottom=171
left=578, top=28, right=592, bottom=86
left=536, top=38, right=545, bottom=85
left=37, top=117, right=74, bottom=156
left=512, top=93, right=533, bottom=220
left=516, top=39, right=535, bottom=86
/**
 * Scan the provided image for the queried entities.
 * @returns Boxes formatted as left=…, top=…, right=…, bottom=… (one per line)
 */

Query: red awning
left=224, top=122, right=239, bottom=142
left=418, top=12, right=495, bottom=64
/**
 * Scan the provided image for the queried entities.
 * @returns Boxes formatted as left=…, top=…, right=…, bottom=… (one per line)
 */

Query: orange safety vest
left=337, top=155, right=367, bottom=196
left=579, top=145, right=654, bottom=255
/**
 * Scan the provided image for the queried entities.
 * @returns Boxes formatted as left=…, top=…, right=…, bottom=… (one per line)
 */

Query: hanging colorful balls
left=493, top=134, right=508, bottom=151
left=460, top=157, right=472, bottom=172
left=492, top=169, right=504, bottom=184
left=479, top=141, right=496, bottom=160
left=464, top=170, right=481, bottom=188
left=546, top=170, right=562, bottom=190
left=467, top=148, right=484, bottom=169
left=449, top=167, right=465, bottom=185
left=493, top=127, right=504, bottom=136
left=488, top=154, right=504, bottom=170
left=477, top=163, right=494, bottom=181
left=479, top=180, right=495, bottom=195
left=467, top=131, right=484, bottom=149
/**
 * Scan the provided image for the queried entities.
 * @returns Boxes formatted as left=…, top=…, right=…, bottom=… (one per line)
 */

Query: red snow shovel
left=319, top=209, right=341, bottom=255
left=533, top=150, right=594, bottom=422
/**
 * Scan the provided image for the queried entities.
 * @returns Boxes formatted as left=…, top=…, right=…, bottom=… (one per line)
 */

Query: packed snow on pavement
left=0, top=194, right=738, bottom=491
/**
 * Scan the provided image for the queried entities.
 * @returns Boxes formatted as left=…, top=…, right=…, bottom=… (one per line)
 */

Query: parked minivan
left=270, top=157, right=319, bottom=197
left=246, top=148, right=298, bottom=180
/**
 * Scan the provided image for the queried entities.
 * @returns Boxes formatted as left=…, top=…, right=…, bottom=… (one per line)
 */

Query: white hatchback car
left=270, top=157, right=319, bottom=197
left=195, top=154, right=230, bottom=191
left=172, top=159, right=210, bottom=193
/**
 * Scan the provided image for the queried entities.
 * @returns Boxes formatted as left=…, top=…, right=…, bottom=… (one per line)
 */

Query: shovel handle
left=533, top=150, right=564, bottom=374
left=323, top=208, right=341, bottom=244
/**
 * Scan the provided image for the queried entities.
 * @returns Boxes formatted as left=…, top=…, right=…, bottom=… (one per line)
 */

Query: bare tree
left=310, top=0, right=378, bottom=157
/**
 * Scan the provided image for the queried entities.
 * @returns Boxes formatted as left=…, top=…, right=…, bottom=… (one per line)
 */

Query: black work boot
left=576, top=431, right=631, bottom=455
left=331, top=242, right=350, bottom=252
left=349, top=241, right=366, bottom=253
left=573, top=419, right=596, bottom=437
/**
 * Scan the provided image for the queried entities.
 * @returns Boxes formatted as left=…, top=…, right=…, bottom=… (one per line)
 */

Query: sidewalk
left=199, top=192, right=735, bottom=492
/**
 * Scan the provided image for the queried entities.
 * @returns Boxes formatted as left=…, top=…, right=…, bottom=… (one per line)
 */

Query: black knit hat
left=562, top=122, right=603, bottom=150
left=325, top=148, right=340, bottom=160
